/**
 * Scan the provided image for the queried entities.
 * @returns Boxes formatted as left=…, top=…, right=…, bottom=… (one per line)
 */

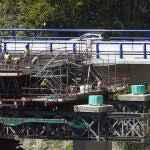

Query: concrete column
left=73, top=141, right=112, bottom=150
left=112, top=142, right=150, bottom=150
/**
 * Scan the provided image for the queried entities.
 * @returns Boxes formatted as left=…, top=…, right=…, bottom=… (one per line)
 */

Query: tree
left=0, top=0, right=150, bottom=29
left=23, top=0, right=55, bottom=28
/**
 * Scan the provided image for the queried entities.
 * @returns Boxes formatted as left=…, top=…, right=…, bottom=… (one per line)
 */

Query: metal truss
left=0, top=111, right=149, bottom=142
left=107, top=100, right=150, bottom=113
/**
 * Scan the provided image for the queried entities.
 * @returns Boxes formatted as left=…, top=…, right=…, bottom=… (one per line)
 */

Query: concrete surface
left=74, top=104, right=114, bottom=112
left=73, top=141, right=112, bottom=150
left=119, top=94, right=150, bottom=101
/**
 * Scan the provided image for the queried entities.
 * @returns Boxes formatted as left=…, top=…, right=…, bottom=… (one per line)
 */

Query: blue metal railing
left=0, top=29, right=150, bottom=60
left=2, top=40, right=150, bottom=60
left=0, top=29, right=150, bottom=40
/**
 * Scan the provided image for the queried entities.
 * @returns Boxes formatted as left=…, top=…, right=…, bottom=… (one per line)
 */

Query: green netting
left=0, top=119, right=65, bottom=126
left=68, top=122, right=88, bottom=129
left=0, top=118, right=88, bottom=129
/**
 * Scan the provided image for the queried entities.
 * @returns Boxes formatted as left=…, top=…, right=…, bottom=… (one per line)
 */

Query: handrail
left=0, top=29, right=150, bottom=40
left=3, top=40, right=150, bottom=59
left=1, top=40, right=150, bottom=60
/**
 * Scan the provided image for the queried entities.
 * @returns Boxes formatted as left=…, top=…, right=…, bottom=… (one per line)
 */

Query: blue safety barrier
left=0, top=29, right=150, bottom=40
left=0, top=29, right=150, bottom=60
left=2, top=40, right=150, bottom=60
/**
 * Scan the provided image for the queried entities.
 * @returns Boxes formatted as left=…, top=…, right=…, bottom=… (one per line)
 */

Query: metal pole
left=143, top=43, right=147, bottom=59
left=120, top=43, right=123, bottom=59
left=96, top=43, right=99, bottom=59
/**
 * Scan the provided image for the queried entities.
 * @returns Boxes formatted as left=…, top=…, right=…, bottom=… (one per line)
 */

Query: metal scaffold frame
left=19, top=41, right=120, bottom=105
left=0, top=38, right=125, bottom=106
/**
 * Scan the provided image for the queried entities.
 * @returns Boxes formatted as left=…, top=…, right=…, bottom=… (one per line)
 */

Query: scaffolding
left=0, top=40, right=125, bottom=107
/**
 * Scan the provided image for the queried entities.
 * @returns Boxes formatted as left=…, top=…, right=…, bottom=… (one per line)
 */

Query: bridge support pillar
left=73, top=141, right=112, bottom=150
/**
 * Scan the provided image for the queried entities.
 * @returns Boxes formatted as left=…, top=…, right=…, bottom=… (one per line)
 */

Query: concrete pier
left=74, top=104, right=114, bottom=112
left=73, top=141, right=112, bottom=150
left=73, top=104, right=113, bottom=150
left=119, top=94, right=150, bottom=101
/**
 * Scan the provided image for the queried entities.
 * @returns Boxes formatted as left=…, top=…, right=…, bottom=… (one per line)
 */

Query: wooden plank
left=0, top=72, right=22, bottom=76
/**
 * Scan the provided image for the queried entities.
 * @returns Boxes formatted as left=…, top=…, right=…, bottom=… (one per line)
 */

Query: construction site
left=1, top=30, right=150, bottom=150
left=0, top=39, right=124, bottom=112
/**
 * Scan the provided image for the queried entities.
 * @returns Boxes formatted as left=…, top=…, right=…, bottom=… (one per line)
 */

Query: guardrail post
left=77, top=32, right=80, bottom=37
left=34, top=31, right=38, bottom=39
left=120, top=43, right=123, bottom=59
left=12, top=31, right=16, bottom=39
left=50, top=43, right=53, bottom=53
left=4, top=42, right=7, bottom=53
left=143, top=43, right=147, bottom=59
left=122, top=31, right=126, bottom=39
left=56, top=32, right=60, bottom=38
left=144, top=32, right=149, bottom=39
left=73, top=43, right=76, bottom=54
left=96, top=43, right=99, bottom=58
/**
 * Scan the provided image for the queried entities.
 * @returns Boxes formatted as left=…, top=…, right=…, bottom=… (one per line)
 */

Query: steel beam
left=0, top=112, right=148, bottom=142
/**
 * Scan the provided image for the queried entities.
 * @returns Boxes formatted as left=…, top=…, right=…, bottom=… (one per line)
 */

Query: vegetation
left=110, top=84, right=150, bottom=100
left=109, top=84, right=131, bottom=100
left=18, top=139, right=73, bottom=150
left=0, top=0, right=150, bottom=29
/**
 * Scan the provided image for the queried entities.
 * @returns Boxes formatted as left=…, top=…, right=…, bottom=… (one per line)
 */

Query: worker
left=31, top=55, right=39, bottom=67
left=40, top=78, right=48, bottom=88
left=40, top=78, right=48, bottom=92
left=23, top=44, right=30, bottom=61
left=4, top=51, right=10, bottom=60
left=12, top=57, right=20, bottom=68
left=4, top=51, right=11, bottom=69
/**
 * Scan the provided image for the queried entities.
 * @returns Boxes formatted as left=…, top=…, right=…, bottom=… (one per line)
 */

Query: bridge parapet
left=1, top=40, right=150, bottom=64
left=0, top=29, right=150, bottom=40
